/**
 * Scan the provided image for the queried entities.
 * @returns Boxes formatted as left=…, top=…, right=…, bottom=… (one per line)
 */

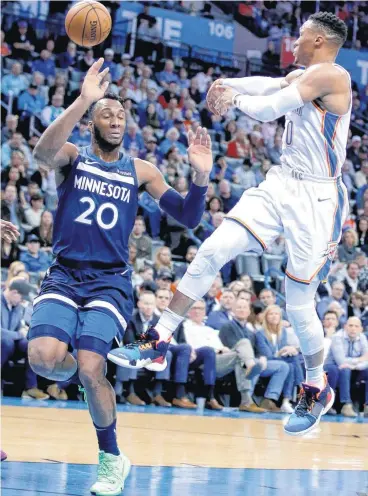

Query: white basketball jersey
left=280, top=65, right=352, bottom=178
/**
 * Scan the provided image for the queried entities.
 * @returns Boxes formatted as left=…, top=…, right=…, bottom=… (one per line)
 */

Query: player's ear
left=314, top=34, right=324, bottom=48
left=88, top=120, right=93, bottom=133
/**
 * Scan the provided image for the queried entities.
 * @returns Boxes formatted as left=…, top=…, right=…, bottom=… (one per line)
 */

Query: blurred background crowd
left=1, top=0, right=368, bottom=417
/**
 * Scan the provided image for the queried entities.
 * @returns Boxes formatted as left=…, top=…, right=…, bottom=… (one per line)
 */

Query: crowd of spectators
left=1, top=2, right=368, bottom=416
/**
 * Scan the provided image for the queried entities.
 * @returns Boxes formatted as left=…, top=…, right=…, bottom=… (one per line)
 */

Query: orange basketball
left=65, top=1, right=112, bottom=47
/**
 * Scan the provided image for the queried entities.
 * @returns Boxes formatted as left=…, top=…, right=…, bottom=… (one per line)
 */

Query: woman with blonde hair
left=255, top=305, right=304, bottom=413
left=337, top=228, right=360, bottom=262
left=154, top=246, right=174, bottom=274
left=5, top=261, right=26, bottom=287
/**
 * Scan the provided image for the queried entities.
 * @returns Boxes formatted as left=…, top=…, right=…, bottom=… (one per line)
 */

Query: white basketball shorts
left=226, top=165, right=349, bottom=284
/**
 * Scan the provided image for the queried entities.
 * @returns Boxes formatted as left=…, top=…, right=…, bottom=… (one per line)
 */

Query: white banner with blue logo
left=114, top=2, right=234, bottom=53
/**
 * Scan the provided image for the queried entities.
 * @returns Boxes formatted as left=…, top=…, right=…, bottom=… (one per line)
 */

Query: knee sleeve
left=178, top=219, right=256, bottom=300
left=285, top=277, right=324, bottom=357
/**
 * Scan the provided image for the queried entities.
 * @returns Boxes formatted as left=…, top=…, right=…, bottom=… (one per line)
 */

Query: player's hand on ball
left=81, top=58, right=110, bottom=104
left=187, top=126, right=212, bottom=174
left=206, top=79, right=225, bottom=115
left=214, top=86, right=237, bottom=116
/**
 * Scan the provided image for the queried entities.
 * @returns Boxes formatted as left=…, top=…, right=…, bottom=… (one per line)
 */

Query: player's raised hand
left=1, top=219, right=20, bottom=243
left=81, top=58, right=110, bottom=104
left=187, top=126, right=213, bottom=174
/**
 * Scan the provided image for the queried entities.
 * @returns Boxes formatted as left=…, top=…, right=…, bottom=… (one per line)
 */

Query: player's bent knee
left=28, top=337, right=68, bottom=379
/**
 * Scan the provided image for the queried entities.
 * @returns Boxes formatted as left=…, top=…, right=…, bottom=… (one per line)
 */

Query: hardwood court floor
left=1, top=398, right=368, bottom=496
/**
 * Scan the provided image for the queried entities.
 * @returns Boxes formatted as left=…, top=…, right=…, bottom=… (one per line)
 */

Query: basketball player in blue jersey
left=27, top=58, right=213, bottom=495
left=111, top=12, right=352, bottom=436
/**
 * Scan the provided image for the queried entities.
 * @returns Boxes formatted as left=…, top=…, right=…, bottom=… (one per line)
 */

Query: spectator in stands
left=23, top=193, right=44, bottom=231
left=156, top=269, right=174, bottom=291
left=347, top=135, right=362, bottom=169
left=226, top=130, right=252, bottom=159
left=1, top=278, right=48, bottom=400
left=159, top=128, right=187, bottom=156
left=40, top=94, right=65, bottom=128
left=17, top=84, right=46, bottom=117
left=20, top=234, right=50, bottom=273
left=102, top=48, right=118, bottom=81
left=1, top=227, right=20, bottom=268
left=123, top=122, right=145, bottom=153
left=255, top=159, right=272, bottom=186
left=234, top=157, right=257, bottom=190
left=77, top=48, right=95, bottom=73
left=178, top=67, right=190, bottom=90
left=157, top=59, right=180, bottom=88
left=325, top=317, right=368, bottom=418
left=342, top=262, right=360, bottom=296
left=159, top=81, right=180, bottom=109
left=32, top=49, right=55, bottom=79
left=154, top=246, right=174, bottom=274
left=203, top=196, right=224, bottom=225
left=348, top=291, right=365, bottom=319
left=218, top=179, right=239, bottom=213
left=1, top=61, right=28, bottom=98
left=318, top=281, right=348, bottom=323
left=217, top=298, right=267, bottom=412
left=357, top=217, right=368, bottom=254
left=57, top=41, right=77, bottom=69
left=196, top=67, right=214, bottom=93
left=1, top=29, right=11, bottom=57
left=206, top=289, right=236, bottom=329
left=262, top=41, right=280, bottom=68
left=174, top=246, right=198, bottom=279
left=129, top=216, right=152, bottom=261
left=256, top=305, right=302, bottom=413
left=210, top=155, right=235, bottom=183
left=6, top=20, right=36, bottom=62
left=29, top=210, right=53, bottom=253
left=338, top=228, right=360, bottom=262
left=140, top=103, right=162, bottom=131
left=70, top=118, right=91, bottom=147
left=1, top=115, right=19, bottom=142
left=116, top=292, right=197, bottom=408
left=259, top=288, right=276, bottom=309
left=267, top=135, right=282, bottom=165
left=355, top=160, right=368, bottom=189
left=0, top=185, right=23, bottom=231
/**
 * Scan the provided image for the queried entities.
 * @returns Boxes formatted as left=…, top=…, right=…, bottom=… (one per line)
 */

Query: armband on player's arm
left=159, top=183, right=207, bottom=229
left=222, top=76, right=283, bottom=96
left=232, top=84, right=304, bottom=122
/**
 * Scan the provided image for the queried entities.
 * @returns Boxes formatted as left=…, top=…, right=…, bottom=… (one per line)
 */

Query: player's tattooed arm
left=33, top=58, right=109, bottom=170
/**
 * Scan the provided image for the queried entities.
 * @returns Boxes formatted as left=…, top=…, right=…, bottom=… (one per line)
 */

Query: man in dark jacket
left=116, top=292, right=197, bottom=409
left=1, top=278, right=48, bottom=399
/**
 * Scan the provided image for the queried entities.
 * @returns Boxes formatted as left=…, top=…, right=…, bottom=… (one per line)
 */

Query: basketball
left=65, top=1, right=112, bottom=47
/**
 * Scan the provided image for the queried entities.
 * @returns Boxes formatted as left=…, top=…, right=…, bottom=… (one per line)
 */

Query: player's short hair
left=88, top=91, right=125, bottom=120
left=309, top=11, right=347, bottom=47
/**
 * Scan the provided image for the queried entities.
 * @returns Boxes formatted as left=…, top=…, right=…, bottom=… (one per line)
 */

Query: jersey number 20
left=75, top=197, right=118, bottom=230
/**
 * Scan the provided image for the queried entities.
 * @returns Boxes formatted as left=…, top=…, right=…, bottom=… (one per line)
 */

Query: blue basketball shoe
left=284, top=375, right=335, bottom=436
left=108, top=327, right=170, bottom=371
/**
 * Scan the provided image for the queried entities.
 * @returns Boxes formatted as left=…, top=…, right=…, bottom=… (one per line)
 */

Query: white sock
left=305, top=365, right=325, bottom=390
left=155, top=308, right=184, bottom=340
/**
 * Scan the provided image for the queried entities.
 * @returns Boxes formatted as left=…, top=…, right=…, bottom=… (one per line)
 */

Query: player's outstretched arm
left=207, top=70, right=304, bottom=115
left=135, top=126, right=212, bottom=229
left=215, top=63, right=344, bottom=122
left=33, top=58, right=109, bottom=169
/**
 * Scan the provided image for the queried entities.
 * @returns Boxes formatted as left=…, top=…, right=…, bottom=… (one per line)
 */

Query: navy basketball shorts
left=28, top=261, right=134, bottom=358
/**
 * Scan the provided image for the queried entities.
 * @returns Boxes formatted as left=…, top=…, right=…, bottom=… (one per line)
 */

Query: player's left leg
left=283, top=277, right=335, bottom=436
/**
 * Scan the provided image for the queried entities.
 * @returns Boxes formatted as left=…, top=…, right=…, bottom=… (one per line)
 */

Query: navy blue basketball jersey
left=53, top=146, right=139, bottom=266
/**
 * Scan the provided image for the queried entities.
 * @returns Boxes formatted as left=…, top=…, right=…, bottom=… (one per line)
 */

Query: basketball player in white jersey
left=110, top=12, right=350, bottom=436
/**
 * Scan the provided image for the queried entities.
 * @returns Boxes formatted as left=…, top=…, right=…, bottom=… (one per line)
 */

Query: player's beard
left=93, top=124, right=123, bottom=152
